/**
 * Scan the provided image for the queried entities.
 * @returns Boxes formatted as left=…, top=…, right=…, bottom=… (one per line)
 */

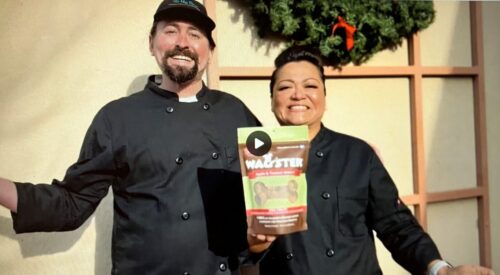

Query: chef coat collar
left=146, top=75, right=208, bottom=101
left=310, top=123, right=327, bottom=146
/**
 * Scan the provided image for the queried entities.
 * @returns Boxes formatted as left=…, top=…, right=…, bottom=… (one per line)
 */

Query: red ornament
left=331, top=16, right=357, bottom=51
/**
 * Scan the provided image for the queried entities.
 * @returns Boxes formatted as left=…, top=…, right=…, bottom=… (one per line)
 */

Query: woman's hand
left=441, top=265, right=495, bottom=275
left=428, top=260, right=495, bottom=275
left=247, top=233, right=277, bottom=254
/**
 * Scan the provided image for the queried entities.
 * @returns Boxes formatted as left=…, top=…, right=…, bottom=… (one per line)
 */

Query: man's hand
left=0, top=178, right=18, bottom=212
left=247, top=233, right=276, bottom=254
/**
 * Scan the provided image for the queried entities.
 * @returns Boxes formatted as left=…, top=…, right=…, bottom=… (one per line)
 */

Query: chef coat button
left=316, top=151, right=324, bottom=158
left=181, top=212, right=190, bottom=220
left=175, top=157, right=183, bottom=165
left=183, top=272, right=190, bottom=275
left=326, top=249, right=335, bottom=257
left=219, top=263, right=227, bottom=271
left=166, top=106, right=174, bottom=113
left=203, top=103, right=210, bottom=110
left=321, top=192, right=331, bottom=200
left=211, top=152, right=219, bottom=159
left=285, top=252, right=294, bottom=260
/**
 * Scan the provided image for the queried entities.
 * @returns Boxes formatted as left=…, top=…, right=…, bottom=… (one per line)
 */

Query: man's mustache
left=164, top=46, right=198, bottom=63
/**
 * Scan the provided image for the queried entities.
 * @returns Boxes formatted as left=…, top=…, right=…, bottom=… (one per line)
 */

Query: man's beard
left=161, top=47, right=199, bottom=84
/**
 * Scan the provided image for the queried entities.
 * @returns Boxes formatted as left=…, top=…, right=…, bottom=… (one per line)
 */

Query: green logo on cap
left=172, top=0, right=200, bottom=11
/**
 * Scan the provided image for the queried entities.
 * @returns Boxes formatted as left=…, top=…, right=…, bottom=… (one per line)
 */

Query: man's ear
left=149, top=35, right=154, bottom=56
left=208, top=48, right=214, bottom=64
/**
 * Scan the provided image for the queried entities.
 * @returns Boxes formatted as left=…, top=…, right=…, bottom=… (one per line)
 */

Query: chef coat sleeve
left=367, top=150, right=442, bottom=274
left=243, top=104, right=262, bottom=127
left=11, top=108, right=116, bottom=233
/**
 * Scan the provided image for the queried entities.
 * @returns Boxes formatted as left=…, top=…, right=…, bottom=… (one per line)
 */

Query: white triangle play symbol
left=254, top=138, right=264, bottom=149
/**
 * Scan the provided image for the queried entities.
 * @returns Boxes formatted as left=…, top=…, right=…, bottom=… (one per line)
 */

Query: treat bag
left=237, top=126, right=309, bottom=235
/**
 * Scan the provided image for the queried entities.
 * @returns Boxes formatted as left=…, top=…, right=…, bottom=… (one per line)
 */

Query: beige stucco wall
left=0, top=1, right=498, bottom=274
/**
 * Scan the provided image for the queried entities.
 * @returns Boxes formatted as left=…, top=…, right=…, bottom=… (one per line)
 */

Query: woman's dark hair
left=270, top=46, right=325, bottom=96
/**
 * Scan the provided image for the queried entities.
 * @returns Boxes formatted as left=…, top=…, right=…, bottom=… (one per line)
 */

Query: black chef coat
left=12, top=75, right=261, bottom=275
left=259, top=126, right=441, bottom=275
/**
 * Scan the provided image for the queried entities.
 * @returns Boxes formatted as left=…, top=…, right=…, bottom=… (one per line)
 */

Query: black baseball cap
left=153, top=0, right=216, bottom=47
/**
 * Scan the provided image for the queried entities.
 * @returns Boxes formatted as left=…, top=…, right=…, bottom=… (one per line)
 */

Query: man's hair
left=270, top=46, right=325, bottom=96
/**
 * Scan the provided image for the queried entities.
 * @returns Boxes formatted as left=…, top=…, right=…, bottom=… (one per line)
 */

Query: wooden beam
left=408, top=33, right=428, bottom=228
left=400, top=194, right=421, bottom=206
left=218, top=66, right=479, bottom=79
left=470, top=2, right=492, bottom=268
left=204, top=0, right=220, bottom=89
left=427, top=187, right=484, bottom=203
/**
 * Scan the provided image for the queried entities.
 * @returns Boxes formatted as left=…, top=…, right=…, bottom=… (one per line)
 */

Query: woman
left=248, top=46, right=494, bottom=275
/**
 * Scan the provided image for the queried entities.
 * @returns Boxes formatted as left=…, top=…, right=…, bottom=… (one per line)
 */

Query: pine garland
left=243, top=0, right=435, bottom=66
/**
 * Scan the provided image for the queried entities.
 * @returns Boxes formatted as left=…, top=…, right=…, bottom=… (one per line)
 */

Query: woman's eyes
left=278, top=85, right=318, bottom=91
left=278, top=86, right=291, bottom=91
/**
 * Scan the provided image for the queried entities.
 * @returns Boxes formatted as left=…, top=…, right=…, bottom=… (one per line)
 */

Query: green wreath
left=242, top=0, right=435, bottom=67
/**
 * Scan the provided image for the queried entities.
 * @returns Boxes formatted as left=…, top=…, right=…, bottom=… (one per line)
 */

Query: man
left=0, top=1, right=260, bottom=274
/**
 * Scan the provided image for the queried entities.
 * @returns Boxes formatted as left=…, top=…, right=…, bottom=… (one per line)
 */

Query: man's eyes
left=163, top=29, right=202, bottom=39
left=164, top=29, right=177, bottom=34
left=189, top=32, right=202, bottom=39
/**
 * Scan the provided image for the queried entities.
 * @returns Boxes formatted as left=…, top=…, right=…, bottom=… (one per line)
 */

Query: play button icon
left=255, top=138, right=264, bottom=150
left=246, top=130, right=272, bottom=156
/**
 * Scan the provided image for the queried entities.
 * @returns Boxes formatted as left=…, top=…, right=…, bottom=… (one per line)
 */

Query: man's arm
left=0, top=177, right=17, bottom=213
